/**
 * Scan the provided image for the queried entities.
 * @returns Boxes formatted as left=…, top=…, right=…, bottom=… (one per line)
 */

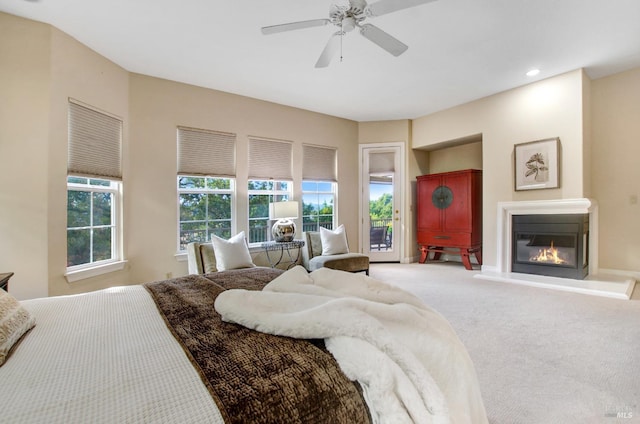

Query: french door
left=359, top=143, right=404, bottom=262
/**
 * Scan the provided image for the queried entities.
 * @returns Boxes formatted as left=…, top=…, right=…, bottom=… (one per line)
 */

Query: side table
left=0, top=272, right=14, bottom=292
left=260, top=240, right=305, bottom=269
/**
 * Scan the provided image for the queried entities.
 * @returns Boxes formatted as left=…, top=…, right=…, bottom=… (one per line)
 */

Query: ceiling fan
left=261, top=0, right=437, bottom=68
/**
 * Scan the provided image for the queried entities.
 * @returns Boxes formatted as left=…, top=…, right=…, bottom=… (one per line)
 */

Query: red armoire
left=416, top=169, right=482, bottom=270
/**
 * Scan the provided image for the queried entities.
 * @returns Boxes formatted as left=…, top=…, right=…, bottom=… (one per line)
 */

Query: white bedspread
left=215, top=266, right=488, bottom=424
left=0, top=285, right=224, bottom=424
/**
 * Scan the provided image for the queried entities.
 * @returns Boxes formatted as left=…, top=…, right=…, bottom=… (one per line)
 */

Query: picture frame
left=514, top=137, right=560, bottom=191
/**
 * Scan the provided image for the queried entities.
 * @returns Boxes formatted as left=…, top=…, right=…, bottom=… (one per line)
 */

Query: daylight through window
left=302, top=181, right=335, bottom=232
left=178, top=176, right=234, bottom=250
left=67, top=177, right=119, bottom=268
left=248, top=180, right=291, bottom=244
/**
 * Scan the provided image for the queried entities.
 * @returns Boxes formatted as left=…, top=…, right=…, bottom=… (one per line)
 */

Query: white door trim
left=359, top=142, right=405, bottom=262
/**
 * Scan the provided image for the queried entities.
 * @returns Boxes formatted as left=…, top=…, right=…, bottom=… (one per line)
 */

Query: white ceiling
left=2, top=0, right=640, bottom=122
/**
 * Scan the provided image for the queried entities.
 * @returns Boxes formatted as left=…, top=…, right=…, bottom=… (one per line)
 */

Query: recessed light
left=526, top=69, right=540, bottom=77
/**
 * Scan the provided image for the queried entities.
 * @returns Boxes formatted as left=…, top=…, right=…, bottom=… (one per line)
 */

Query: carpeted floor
left=369, top=262, right=639, bottom=424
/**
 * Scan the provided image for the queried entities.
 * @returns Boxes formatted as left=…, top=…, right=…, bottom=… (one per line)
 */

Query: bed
left=0, top=266, right=488, bottom=423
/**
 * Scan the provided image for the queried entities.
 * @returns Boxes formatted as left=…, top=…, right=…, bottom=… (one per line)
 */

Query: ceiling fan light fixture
left=342, top=17, right=356, bottom=32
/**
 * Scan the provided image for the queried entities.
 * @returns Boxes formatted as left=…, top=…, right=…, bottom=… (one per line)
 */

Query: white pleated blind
left=248, top=137, right=293, bottom=180
left=302, top=144, right=337, bottom=182
left=68, top=101, right=122, bottom=179
left=369, top=152, right=395, bottom=174
left=177, top=127, right=236, bottom=177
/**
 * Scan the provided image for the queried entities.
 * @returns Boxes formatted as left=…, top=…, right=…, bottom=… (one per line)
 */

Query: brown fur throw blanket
left=144, top=268, right=371, bottom=424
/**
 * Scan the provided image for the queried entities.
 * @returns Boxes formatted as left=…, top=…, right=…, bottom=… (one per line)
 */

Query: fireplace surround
left=475, top=198, right=636, bottom=299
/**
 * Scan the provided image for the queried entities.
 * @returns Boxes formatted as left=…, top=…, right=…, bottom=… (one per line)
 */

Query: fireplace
left=512, top=214, right=589, bottom=279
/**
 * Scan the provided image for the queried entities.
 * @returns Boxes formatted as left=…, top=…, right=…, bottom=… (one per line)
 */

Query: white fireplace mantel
left=474, top=198, right=636, bottom=299
left=495, top=198, right=598, bottom=275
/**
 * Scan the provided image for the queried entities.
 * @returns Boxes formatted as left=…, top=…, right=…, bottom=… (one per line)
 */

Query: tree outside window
left=302, top=181, right=335, bottom=232
left=178, top=176, right=233, bottom=250
left=248, top=180, right=290, bottom=244
left=67, top=177, right=118, bottom=267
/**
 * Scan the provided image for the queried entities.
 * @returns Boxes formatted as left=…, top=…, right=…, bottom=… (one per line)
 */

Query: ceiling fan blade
left=261, top=19, right=331, bottom=35
left=315, top=32, right=341, bottom=68
left=367, top=0, right=437, bottom=17
left=359, top=24, right=408, bottom=57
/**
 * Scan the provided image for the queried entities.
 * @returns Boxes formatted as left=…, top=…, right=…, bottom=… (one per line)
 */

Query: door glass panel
left=369, top=175, right=393, bottom=251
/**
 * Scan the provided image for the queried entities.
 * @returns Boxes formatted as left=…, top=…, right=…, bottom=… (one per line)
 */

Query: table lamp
left=270, top=200, right=298, bottom=242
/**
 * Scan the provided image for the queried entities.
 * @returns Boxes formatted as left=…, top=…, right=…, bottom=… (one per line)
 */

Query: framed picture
left=514, top=138, right=560, bottom=191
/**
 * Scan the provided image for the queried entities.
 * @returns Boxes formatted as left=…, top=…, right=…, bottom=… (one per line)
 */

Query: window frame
left=177, top=175, right=236, bottom=252
left=65, top=176, right=125, bottom=282
left=247, top=180, right=292, bottom=246
left=302, top=180, right=336, bottom=232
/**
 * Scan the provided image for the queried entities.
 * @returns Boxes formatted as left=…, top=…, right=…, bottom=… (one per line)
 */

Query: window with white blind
left=302, top=145, right=337, bottom=232
left=247, top=137, right=293, bottom=244
left=177, top=127, right=236, bottom=250
left=66, top=100, right=124, bottom=281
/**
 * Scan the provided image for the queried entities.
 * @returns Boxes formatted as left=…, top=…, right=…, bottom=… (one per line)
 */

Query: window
left=176, top=126, right=236, bottom=250
left=67, top=100, right=123, bottom=279
left=302, top=181, right=335, bottom=232
left=178, top=176, right=234, bottom=250
left=302, top=144, right=337, bottom=232
left=248, top=180, right=291, bottom=244
left=67, top=177, right=120, bottom=268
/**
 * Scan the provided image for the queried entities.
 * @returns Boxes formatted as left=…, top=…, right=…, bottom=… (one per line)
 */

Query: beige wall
left=0, top=14, right=51, bottom=300
left=357, top=120, right=424, bottom=262
left=413, top=70, right=588, bottom=269
left=2, top=12, right=638, bottom=299
left=591, top=67, right=640, bottom=273
left=425, top=141, right=483, bottom=175
left=47, top=28, right=131, bottom=297
left=128, top=74, right=359, bottom=283
left=0, top=13, right=359, bottom=299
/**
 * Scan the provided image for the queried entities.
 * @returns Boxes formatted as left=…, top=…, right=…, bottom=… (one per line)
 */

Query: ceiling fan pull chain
left=340, top=22, right=344, bottom=63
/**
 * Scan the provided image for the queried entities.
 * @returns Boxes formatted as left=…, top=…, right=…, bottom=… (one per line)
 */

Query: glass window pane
left=207, top=193, right=231, bottom=220
left=68, top=176, right=88, bottom=185
left=179, top=176, right=205, bottom=189
left=67, top=228, right=90, bottom=266
left=208, top=221, right=231, bottom=239
left=248, top=180, right=269, bottom=191
left=92, top=228, right=112, bottom=262
left=92, top=192, right=112, bottom=226
left=180, top=193, right=206, bottom=221
left=249, top=194, right=270, bottom=219
left=302, top=181, right=317, bottom=191
left=89, top=178, right=111, bottom=187
left=302, top=181, right=335, bottom=232
left=249, top=218, right=269, bottom=243
left=67, top=190, right=91, bottom=228
left=206, top=177, right=231, bottom=190
left=179, top=222, right=208, bottom=250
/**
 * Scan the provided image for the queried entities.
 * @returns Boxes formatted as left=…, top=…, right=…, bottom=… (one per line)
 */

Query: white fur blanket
left=214, top=266, right=488, bottom=424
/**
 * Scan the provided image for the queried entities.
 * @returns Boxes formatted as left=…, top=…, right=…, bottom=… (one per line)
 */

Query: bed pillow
left=0, top=289, right=36, bottom=366
left=211, top=231, right=256, bottom=271
left=320, top=224, right=349, bottom=255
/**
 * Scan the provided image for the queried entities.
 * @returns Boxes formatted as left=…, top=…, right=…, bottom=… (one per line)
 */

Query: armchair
left=301, top=231, right=370, bottom=275
left=186, top=242, right=218, bottom=274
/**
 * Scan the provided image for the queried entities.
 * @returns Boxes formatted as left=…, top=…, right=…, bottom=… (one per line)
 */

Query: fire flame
left=530, top=241, right=567, bottom=264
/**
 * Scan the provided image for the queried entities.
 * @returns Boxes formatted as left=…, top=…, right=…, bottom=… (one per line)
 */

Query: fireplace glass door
left=512, top=214, right=588, bottom=279
left=514, top=233, right=577, bottom=268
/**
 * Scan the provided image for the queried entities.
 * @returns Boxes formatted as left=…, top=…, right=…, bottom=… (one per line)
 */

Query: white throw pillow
left=320, top=224, right=349, bottom=255
left=210, top=231, right=255, bottom=271
left=0, top=288, right=36, bottom=366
